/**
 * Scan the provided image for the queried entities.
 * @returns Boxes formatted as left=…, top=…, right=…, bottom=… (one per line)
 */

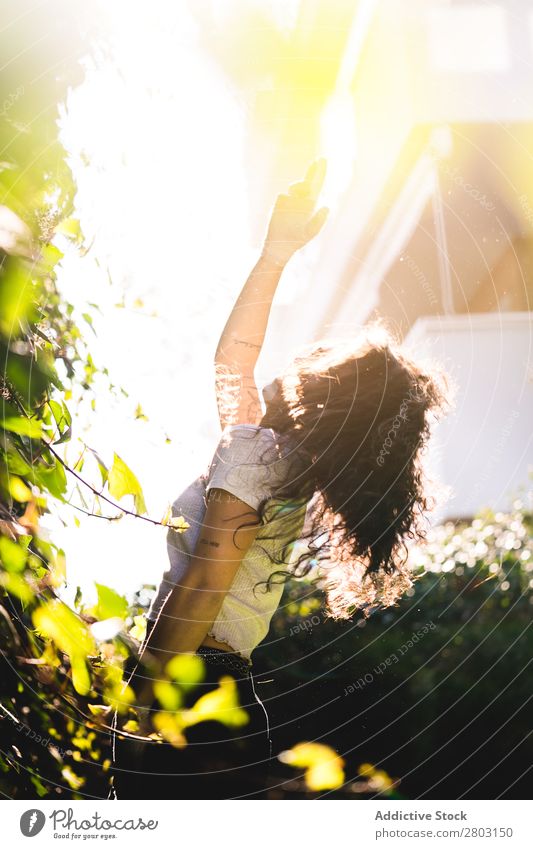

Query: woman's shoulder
left=219, top=423, right=280, bottom=444
left=223, top=423, right=273, bottom=435
left=215, top=423, right=280, bottom=462
left=217, top=422, right=310, bottom=473
left=220, top=422, right=300, bottom=454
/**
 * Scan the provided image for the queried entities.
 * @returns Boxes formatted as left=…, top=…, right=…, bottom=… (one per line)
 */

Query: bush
left=258, top=498, right=533, bottom=798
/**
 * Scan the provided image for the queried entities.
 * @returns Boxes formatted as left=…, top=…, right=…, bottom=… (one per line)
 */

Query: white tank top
left=147, top=424, right=310, bottom=661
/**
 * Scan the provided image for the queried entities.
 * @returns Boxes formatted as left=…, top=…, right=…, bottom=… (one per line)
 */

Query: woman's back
left=147, top=424, right=310, bottom=660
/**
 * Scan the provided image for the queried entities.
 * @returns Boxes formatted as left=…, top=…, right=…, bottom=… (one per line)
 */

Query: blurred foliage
left=278, top=741, right=345, bottom=792
left=0, top=0, right=155, bottom=800
left=0, top=3, right=254, bottom=800
left=0, top=0, right=103, bottom=801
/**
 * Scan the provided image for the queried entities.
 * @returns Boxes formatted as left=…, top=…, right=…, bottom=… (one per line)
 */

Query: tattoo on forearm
left=234, top=339, right=262, bottom=350
left=199, top=537, right=220, bottom=548
left=214, top=360, right=264, bottom=427
left=247, top=395, right=262, bottom=421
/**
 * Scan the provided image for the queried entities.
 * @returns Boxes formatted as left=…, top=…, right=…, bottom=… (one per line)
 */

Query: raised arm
left=214, top=159, right=329, bottom=429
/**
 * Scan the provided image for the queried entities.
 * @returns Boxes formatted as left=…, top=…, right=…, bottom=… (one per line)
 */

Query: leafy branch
left=46, top=442, right=178, bottom=530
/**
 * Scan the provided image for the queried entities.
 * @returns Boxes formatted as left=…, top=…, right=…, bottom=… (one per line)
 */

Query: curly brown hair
left=253, top=321, right=451, bottom=619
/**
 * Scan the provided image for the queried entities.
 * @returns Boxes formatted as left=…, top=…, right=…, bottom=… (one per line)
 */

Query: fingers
left=274, top=193, right=291, bottom=208
left=306, top=157, right=327, bottom=199
left=304, top=206, right=329, bottom=241
left=287, top=180, right=310, bottom=199
left=288, top=157, right=327, bottom=200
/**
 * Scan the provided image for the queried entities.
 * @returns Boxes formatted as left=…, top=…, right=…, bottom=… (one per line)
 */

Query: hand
left=262, top=158, right=329, bottom=266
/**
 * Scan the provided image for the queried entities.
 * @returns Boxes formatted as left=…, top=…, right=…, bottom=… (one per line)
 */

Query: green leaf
left=128, top=614, right=146, bottom=642
left=160, top=505, right=172, bottom=526
left=35, top=459, right=67, bottom=498
left=108, top=453, right=147, bottom=515
left=33, top=600, right=96, bottom=656
left=48, top=399, right=63, bottom=425
left=153, top=681, right=183, bottom=712
left=61, top=401, right=72, bottom=428
left=61, top=765, right=85, bottom=790
left=134, top=403, right=148, bottom=421
left=278, top=742, right=345, bottom=791
left=38, top=243, right=64, bottom=272
left=55, top=217, right=82, bottom=241
left=93, top=582, right=128, bottom=620
left=0, top=572, right=33, bottom=603
left=87, top=447, right=108, bottom=485
left=0, top=262, right=37, bottom=338
left=5, top=453, right=32, bottom=476
left=70, top=656, right=91, bottom=697
left=1, top=345, right=51, bottom=406
left=165, top=654, right=205, bottom=693
left=87, top=704, right=112, bottom=717
left=48, top=399, right=72, bottom=444
left=30, top=775, right=49, bottom=797
left=7, top=475, right=32, bottom=502
left=54, top=426, right=72, bottom=445
left=0, top=536, right=27, bottom=572
left=167, top=516, right=190, bottom=533
left=1, top=416, right=43, bottom=438
left=32, top=600, right=96, bottom=695
left=82, top=313, right=96, bottom=336
left=181, top=677, right=248, bottom=730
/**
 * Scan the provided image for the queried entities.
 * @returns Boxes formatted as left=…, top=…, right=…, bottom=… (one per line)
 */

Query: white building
left=259, top=0, right=533, bottom=519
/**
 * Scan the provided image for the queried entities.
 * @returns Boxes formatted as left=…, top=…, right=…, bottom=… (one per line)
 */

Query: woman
left=112, top=159, right=448, bottom=800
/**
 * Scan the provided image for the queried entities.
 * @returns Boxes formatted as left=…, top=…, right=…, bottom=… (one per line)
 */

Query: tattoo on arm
left=247, top=393, right=262, bottom=422
left=199, top=537, right=220, bottom=548
left=214, top=362, right=263, bottom=427
left=234, top=339, right=262, bottom=350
